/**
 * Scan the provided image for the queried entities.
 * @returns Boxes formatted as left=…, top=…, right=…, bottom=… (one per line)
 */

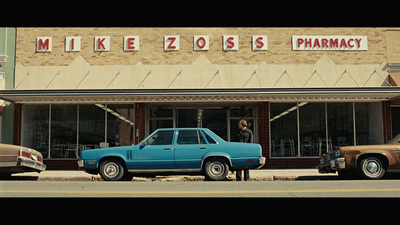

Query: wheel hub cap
left=366, top=161, right=378, bottom=173
left=105, top=163, right=119, bottom=178
left=211, top=162, right=223, bottom=176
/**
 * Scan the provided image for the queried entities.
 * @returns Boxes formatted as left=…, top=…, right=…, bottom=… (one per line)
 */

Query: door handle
left=200, top=147, right=207, bottom=149
left=164, top=148, right=172, bottom=150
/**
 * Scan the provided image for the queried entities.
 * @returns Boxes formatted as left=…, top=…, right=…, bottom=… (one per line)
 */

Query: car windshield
left=386, top=133, right=400, bottom=144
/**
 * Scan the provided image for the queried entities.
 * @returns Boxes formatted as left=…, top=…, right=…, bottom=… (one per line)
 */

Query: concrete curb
left=7, top=169, right=338, bottom=181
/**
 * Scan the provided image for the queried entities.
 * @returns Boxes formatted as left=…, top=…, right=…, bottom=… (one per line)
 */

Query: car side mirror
left=139, top=142, right=146, bottom=150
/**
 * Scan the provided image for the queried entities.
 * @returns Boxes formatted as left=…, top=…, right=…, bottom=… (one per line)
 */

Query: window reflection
left=21, top=105, right=49, bottom=158
left=299, top=103, right=325, bottom=156
left=107, top=104, right=134, bottom=147
left=270, top=102, right=382, bottom=158
left=51, top=105, right=77, bottom=158
left=270, top=103, right=298, bottom=157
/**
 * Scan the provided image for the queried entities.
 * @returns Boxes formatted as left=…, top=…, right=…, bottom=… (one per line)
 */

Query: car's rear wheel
left=99, top=159, right=125, bottom=181
left=358, top=156, right=386, bottom=179
left=203, top=158, right=229, bottom=181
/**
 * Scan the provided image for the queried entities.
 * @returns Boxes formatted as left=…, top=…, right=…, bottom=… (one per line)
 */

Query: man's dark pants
left=236, top=169, right=250, bottom=181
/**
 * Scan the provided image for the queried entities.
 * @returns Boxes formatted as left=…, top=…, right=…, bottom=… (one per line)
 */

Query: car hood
left=340, top=144, right=399, bottom=151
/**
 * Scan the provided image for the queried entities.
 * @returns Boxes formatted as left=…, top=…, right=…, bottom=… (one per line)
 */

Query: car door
left=133, top=130, right=176, bottom=170
left=174, top=130, right=210, bottom=169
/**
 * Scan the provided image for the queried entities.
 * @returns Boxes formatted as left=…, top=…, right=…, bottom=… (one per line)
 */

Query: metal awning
left=1, top=87, right=400, bottom=104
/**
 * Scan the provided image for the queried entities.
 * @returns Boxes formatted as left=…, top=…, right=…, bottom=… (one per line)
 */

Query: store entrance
left=147, top=106, right=257, bottom=142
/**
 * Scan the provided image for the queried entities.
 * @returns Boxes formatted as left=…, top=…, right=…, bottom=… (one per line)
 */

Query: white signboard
left=194, top=35, right=209, bottom=51
left=292, top=36, right=368, bottom=51
left=164, top=36, right=180, bottom=51
left=252, top=35, right=268, bottom=51
left=36, top=37, right=52, bottom=52
left=124, top=36, right=139, bottom=51
left=94, top=36, right=110, bottom=51
left=223, top=35, right=238, bottom=51
left=65, top=37, right=81, bottom=52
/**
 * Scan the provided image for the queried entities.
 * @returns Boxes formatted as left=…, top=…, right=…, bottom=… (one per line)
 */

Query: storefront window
left=21, top=105, right=49, bottom=158
left=356, top=102, right=382, bottom=145
left=107, top=104, right=135, bottom=147
left=50, top=105, right=77, bottom=158
left=299, top=103, right=326, bottom=156
left=391, top=106, right=400, bottom=138
left=150, top=107, right=245, bottom=142
left=327, top=103, right=354, bottom=151
left=270, top=103, right=298, bottom=157
left=79, top=105, right=105, bottom=152
left=202, top=109, right=227, bottom=141
left=177, top=109, right=199, bottom=128
left=149, top=108, right=174, bottom=134
left=270, top=102, right=383, bottom=158
left=229, top=107, right=255, bottom=142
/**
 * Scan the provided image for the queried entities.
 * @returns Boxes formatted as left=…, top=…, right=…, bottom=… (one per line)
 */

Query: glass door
left=228, top=107, right=255, bottom=143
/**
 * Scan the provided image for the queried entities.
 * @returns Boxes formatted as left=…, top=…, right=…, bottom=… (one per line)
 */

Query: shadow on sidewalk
left=0, top=175, right=39, bottom=181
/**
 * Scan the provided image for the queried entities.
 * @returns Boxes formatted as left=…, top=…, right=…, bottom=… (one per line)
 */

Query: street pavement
left=4, top=169, right=400, bottom=197
left=7, top=168, right=338, bottom=181
left=2, top=179, right=400, bottom=197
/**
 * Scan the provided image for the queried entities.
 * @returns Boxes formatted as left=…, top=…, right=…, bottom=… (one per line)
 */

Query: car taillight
left=37, top=156, right=43, bottom=162
left=18, top=151, right=31, bottom=158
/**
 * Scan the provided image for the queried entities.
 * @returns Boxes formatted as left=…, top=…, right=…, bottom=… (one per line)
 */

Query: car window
left=201, top=130, right=217, bottom=144
left=177, top=130, right=204, bottom=145
left=146, top=131, right=174, bottom=145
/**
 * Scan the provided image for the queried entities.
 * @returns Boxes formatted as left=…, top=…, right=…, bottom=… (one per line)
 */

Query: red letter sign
left=194, top=36, right=209, bottom=51
left=94, top=36, right=110, bottom=51
left=36, top=37, right=52, bottom=52
left=252, top=35, right=268, bottom=51
left=124, top=36, right=139, bottom=51
left=164, top=36, right=180, bottom=51
left=65, top=37, right=81, bottom=52
left=223, top=35, right=238, bottom=51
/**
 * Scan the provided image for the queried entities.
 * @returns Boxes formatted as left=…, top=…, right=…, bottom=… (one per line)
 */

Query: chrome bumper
left=257, top=157, right=266, bottom=169
left=318, top=157, right=345, bottom=173
left=77, top=159, right=84, bottom=168
left=19, top=157, right=46, bottom=172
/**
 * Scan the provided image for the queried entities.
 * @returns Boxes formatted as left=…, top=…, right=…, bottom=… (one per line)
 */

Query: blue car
left=79, top=128, right=266, bottom=181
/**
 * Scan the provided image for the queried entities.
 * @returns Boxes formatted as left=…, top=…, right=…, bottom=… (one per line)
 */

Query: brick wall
left=44, top=160, right=78, bottom=170
left=386, top=29, right=400, bottom=62
left=382, top=101, right=392, bottom=143
left=134, top=103, right=145, bottom=144
left=16, top=27, right=388, bottom=67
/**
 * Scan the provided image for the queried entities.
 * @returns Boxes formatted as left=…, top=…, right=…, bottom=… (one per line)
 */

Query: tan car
left=318, top=134, right=400, bottom=179
left=0, top=143, right=46, bottom=177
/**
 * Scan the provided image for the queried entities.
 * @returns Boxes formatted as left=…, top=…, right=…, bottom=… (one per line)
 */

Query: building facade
left=2, top=27, right=400, bottom=169
left=0, top=28, right=16, bottom=144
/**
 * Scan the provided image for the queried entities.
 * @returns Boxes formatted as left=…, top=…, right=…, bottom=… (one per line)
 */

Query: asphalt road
left=2, top=179, right=400, bottom=197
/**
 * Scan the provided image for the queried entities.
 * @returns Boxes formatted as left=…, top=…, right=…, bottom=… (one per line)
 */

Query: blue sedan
left=79, top=128, right=266, bottom=181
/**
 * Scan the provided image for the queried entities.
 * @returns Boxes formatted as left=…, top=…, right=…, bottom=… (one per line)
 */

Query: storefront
left=2, top=27, right=400, bottom=169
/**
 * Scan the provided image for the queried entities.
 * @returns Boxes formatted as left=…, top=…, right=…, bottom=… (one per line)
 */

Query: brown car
left=0, top=143, right=46, bottom=177
left=318, top=134, right=400, bottom=179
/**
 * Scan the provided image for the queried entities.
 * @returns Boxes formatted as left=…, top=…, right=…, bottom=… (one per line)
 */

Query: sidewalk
left=10, top=169, right=338, bottom=181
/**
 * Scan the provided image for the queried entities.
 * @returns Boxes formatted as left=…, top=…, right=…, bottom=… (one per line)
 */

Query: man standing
left=235, top=119, right=253, bottom=181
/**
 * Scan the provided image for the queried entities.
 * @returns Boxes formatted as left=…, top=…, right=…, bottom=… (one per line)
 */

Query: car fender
left=84, top=152, right=128, bottom=169
left=355, top=152, right=392, bottom=168
left=201, top=152, right=232, bottom=169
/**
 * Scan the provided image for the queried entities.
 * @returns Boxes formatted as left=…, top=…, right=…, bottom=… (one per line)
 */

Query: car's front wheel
left=99, top=159, right=125, bottom=181
left=203, top=158, right=229, bottom=181
left=358, top=156, right=386, bottom=179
